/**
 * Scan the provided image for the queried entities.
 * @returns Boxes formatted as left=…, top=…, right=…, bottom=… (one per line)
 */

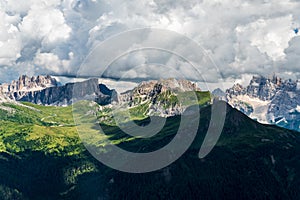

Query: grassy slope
left=0, top=103, right=83, bottom=156
left=0, top=101, right=300, bottom=199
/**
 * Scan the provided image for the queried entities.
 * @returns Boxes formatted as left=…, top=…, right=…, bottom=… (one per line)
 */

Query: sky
left=0, top=0, right=300, bottom=88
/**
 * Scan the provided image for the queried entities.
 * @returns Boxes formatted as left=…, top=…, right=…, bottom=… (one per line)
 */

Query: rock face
left=0, top=75, right=50, bottom=102
left=118, top=78, right=203, bottom=117
left=0, top=75, right=117, bottom=106
left=120, top=78, right=200, bottom=102
left=19, top=79, right=118, bottom=106
left=0, top=75, right=58, bottom=100
left=225, top=75, right=300, bottom=132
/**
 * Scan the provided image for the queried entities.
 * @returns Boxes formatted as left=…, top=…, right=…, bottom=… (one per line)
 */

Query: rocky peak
left=133, top=78, right=199, bottom=94
left=1, top=75, right=57, bottom=94
left=226, top=75, right=294, bottom=101
left=226, top=75, right=300, bottom=132
left=0, top=76, right=117, bottom=106
left=282, top=79, right=297, bottom=91
left=226, top=83, right=245, bottom=98
left=120, top=78, right=200, bottom=104
left=117, top=78, right=206, bottom=118
left=227, top=75, right=285, bottom=101
left=18, top=78, right=117, bottom=106
left=271, top=74, right=282, bottom=87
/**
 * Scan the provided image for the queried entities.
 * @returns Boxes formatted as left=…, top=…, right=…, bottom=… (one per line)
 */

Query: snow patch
left=296, top=105, right=300, bottom=113
left=250, top=82, right=260, bottom=87
left=229, top=95, right=271, bottom=124
left=275, top=117, right=288, bottom=125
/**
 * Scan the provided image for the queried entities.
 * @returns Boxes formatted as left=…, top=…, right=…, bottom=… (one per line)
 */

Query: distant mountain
left=89, top=78, right=212, bottom=125
left=19, top=78, right=118, bottom=106
left=1, top=76, right=211, bottom=119
left=115, top=78, right=211, bottom=118
left=0, top=75, right=118, bottom=106
left=225, top=75, right=300, bottom=132
left=4, top=75, right=300, bottom=133
left=2, top=76, right=300, bottom=199
left=212, top=88, right=226, bottom=100
left=0, top=75, right=58, bottom=100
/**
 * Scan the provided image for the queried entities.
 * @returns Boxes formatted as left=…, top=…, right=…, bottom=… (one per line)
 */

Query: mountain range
left=1, top=75, right=300, bottom=199
left=2, top=74, right=300, bottom=132
left=1, top=96, right=300, bottom=199
left=0, top=75, right=117, bottom=106
left=0, top=76, right=211, bottom=119
left=224, top=75, right=300, bottom=132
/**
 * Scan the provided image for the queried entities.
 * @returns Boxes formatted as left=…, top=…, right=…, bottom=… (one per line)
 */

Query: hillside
left=0, top=101, right=300, bottom=199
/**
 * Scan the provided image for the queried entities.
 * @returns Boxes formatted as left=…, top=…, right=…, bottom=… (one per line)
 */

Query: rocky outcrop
left=118, top=78, right=203, bottom=117
left=18, top=78, right=118, bottom=106
left=245, top=75, right=282, bottom=100
left=0, top=75, right=117, bottom=106
left=119, top=78, right=200, bottom=104
left=0, top=75, right=58, bottom=100
left=225, top=75, right=300, bottom=132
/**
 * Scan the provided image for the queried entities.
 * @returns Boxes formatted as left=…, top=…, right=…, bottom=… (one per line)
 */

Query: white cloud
left=34, top=52, right=73, bottom=74
left=235, top=15, right=295, bottom=61
left=0, top=0, right=300, bottom=84
left=278, top=36, right=300, bottom=78
left=0, top=11, right=21, bottom=65
left=20, top=5, right=71, bottom=48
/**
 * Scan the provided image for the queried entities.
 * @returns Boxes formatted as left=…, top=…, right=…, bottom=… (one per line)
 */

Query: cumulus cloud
left=0, top=11, right=21, bottom=65
left=20, top=7, right=71, bottom=46
left=276, top=36, right=300, bottom=79
left=34, top=51, right=73, bottom=74
left=0, top=0, right=300, bottom=84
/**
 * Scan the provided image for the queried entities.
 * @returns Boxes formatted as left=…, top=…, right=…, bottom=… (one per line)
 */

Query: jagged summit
left=0, top=75, right=117, bottom=106
left=122, top=78, right=200, bottom=94
left=226, top=75, right=300, bottom=131
left=119, top=78, right=200, bottom=103
left=0, top=75, right=58, bottom=100
left=1, top=75, right=57, bottom=93
left=226, top=75, right=285, bottom=101
left=117, top=78, right=209, bottom=118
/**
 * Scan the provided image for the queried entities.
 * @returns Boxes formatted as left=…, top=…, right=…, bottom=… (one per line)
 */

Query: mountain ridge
left=225, top=75, right=300, bottom=131
left=0, top=75, right=118, bottom=106
left=0, top=76, right=211, bottom=119
left=2, top=74, right=300, bottom=132
left=1, top=75, right=300, bottom=199
left=1, top=100, right=300, bottom=199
